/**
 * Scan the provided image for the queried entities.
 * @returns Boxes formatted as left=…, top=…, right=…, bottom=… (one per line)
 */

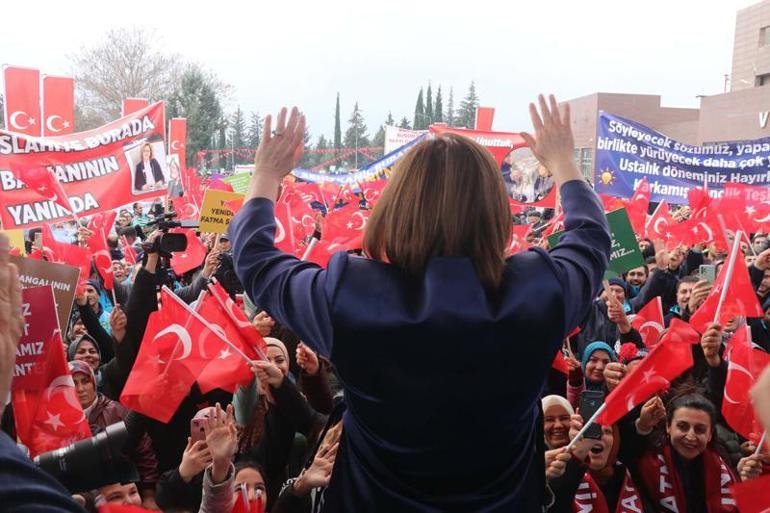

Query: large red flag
left=41, top=76, right=75, bottom=136
left=12, top=286, right=91, bottom=457
left=722, top=327, right=770, bottom=440
left=630, top=296, right=665, bottom=348
left=322, top=202, right=369, bottom=249
left=645, top=200, right=672, bottom=241
left=120, top=287, right=231, bottom=422
left=170, top=229, right=207, bottom=276
left=168, top=118, right=187, bottom=171
left=194, top=291, right=258, bottom=393
left=689, top=246, right=763, bottom=333
left=622, top=178, right=650, bottom=236
left=730, top=473, right=770, bottom=513
left=87, top=211, right=118, bottom=290
left=3, top=66, right=41, bottom=136
left=274, top=203, right=301, bottom=256
left=208, top=279, right=267, bottom=357
left=41, top=223, right=92, bottom=282
left=360, top=179, right=388, bottom=208
left=9, top=163, right=74, bottom=213
left=597, top=325, right=694, bottom=426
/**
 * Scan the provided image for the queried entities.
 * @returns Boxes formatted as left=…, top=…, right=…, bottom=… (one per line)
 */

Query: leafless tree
left=70, top=27, right=182, bottom=129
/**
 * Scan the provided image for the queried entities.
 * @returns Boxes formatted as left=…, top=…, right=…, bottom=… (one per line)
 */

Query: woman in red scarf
left=619, top=392, right=739, bottom=513
left=548, top=413, right=642, bottom=513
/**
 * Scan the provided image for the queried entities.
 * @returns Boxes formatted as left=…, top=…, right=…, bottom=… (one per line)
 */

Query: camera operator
left=0, top=233, right=86, bottom=512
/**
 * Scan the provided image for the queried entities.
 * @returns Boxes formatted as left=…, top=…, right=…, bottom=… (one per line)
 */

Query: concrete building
left=565, top=0, right=770, bottom=178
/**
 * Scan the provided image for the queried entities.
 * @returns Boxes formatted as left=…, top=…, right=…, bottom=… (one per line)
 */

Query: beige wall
left=699, top=86, right=770, bottom=142
left=731, top=0, right=770, bottom=91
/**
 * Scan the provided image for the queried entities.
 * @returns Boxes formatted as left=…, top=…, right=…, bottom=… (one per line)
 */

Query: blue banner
left=291, top=134, right=427, bottom=184
left=594, top=112, right=770, bottom=204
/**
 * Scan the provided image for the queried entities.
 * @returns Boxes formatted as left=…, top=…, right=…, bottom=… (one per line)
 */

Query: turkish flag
left=689, top=246, right=763, bottom=333
left=597, top=326, right=694, bottom=426
left=722, top=327, right=770, bottom=440
left=194, top=291, right=258, bottom=393
left=361, top=179, right=388, bottom=208
left=621, top=178, right=650, bottom=236
left=646, top=201, right=672, bottom=241
left=9, top=163, right=74, bottom=213
left=730, top=473, right=770, bottom=513
left=12, top=330, right=92, bottom=458
left=631, top=296, right=665, bottom=348
left=122, top=97, right=148, bottom=116
left=600, top=194, right=625, bottom=213
left=274, top=203, right=302, bottom=256
left=121, top=287, right=227, bottom=422
left=280, top=181, right=320, bottom=207
left=507, top=225, right=532, bottom=256
left=42, top=76, right=75, bottom=136
left=170, top=229, right=207, bottom=276
left=3, top=66, right=41, bottom=137
left=121, top=235, right=137, bottom=266
left=174, top=192, right=201, bottom=221
left=87, top=211, right=118, bottom=290
left=551, top=352, right=570, bottom=375
left=40, top=223, right=91, bottom=282
left=207, top=279, right=267, bottom=358
left=231, top=495, right=266, bottom=513
left=721, top=182, right=770, bottom=234
left=322, top=202, right=369, bottom=248
left=168, top=118, right=187, bottom=171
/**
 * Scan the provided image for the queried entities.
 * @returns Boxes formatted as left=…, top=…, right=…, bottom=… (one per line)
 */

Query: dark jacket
left=87, top=394, right=159, bottom=490
left=134, top=158, right=164, bottom=191
left=230, top=180, right=611, bottom=513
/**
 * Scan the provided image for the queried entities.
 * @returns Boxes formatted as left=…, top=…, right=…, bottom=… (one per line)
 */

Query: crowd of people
left=0, top=98, right=769, bottom=513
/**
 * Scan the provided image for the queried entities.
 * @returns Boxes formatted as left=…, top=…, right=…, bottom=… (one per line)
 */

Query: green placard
left=223, top=173, right=252, bottom=194
left=547, top=207, right=644, bottom=279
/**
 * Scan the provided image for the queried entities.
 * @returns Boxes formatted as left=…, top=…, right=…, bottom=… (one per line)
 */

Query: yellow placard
left=1, top=229, right=26, bottom=255
left=198, top=190, right=245, bottom=234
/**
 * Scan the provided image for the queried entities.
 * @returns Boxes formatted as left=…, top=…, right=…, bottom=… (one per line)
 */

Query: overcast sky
left=0, top=0, right=761, bottom=141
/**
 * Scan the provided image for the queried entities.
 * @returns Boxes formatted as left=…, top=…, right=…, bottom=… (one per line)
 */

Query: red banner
left=122, top=97, right=148, bottom=116
left=3, top=66, right=41, bottom=137
left=475, top=107, right=495, bottom=131
left=429, top=125, right=526, bottom=166
left=11, top=285, right=61, bottom=391
left=0, top=102, right=168, bottom=229
left=168, top=118, right=187, bottom=171
left=42, top=76, right=75, bottom=136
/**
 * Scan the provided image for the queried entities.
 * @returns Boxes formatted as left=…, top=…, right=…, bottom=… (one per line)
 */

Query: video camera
left=141, top=203, right=191, bottom=257
left=34, top=422, right=139, bottom=493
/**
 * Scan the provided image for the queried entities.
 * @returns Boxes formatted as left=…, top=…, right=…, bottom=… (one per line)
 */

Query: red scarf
left=636, top=445, right=738, bottom=513
left=573, top=468, right=643, bottom=513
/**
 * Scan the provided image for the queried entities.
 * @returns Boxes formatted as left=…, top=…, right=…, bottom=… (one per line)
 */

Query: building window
left=761, top=26, right=770, bottom=47
left=574, top=148, right=593, bottom=178
left=756, top=73, right=770, bottom=86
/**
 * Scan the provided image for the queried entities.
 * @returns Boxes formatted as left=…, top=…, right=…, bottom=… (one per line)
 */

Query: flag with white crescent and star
left=42, top=75, right=75, bottom=136
left=3, top=65, right=41, bottom=137
left=120, top=287, right=230, bottom=422
left=11, top=286, right=91, bottom=457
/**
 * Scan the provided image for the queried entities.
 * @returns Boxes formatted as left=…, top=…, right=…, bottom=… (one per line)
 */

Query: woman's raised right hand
left=520, top=95, right=583, bottom=186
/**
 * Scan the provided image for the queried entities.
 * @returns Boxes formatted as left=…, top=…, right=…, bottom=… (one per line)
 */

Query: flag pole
left=565, top=403, right=608, bottom=451
left=714, top=230, right=743, bottom=325
left=301, top=237, right=318, bottom=261
left=755, top=430, right=767, bottom=455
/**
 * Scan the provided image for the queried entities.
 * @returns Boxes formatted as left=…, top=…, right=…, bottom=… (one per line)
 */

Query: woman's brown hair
left=363, top=133, right=512, bottom=290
